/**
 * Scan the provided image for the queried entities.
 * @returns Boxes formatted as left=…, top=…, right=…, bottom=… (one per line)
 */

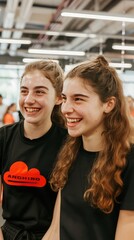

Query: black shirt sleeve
left=120, top=145, right=134, bottom=210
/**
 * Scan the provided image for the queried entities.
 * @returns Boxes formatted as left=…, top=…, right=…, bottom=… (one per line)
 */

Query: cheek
left=51, top=96, right=57, bottom=105
left=92, top=109, right=105, bottom=122
left=41, top=98, right=55, bottom=110
left=83, top=104, right=103, bottom=118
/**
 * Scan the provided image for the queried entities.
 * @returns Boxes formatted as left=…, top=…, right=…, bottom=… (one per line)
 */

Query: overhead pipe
left=46, top=0, right=91, bottom=43
left=0, top=0, right=19, bottom=54
left=64, top=0, right=134, bottom=52
left=31, top=0, right=91, bottom=52
left=36, top=0, right=73, bottom=43
left=9, top=0, right=34, bottom=56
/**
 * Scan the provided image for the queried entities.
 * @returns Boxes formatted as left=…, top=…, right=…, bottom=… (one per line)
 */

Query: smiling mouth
left=25, top=107, right=40, bottom=113
left=67, top=118, right=81, bottom=123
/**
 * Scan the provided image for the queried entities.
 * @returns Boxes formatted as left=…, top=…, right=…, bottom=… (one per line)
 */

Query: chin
left=25, top=117, right=38, bottom=123
left=68, top=130, right=81, bottom=138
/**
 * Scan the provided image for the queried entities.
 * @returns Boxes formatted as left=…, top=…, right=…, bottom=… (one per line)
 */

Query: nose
left=24, top=92, right=36, bottom=104
left=61, top=100, right=74, bottom=115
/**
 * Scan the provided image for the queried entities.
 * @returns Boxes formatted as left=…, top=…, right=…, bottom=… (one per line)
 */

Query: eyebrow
left=20, top=86, right=49, bottom=91
left=62, top=93, right=89, bottom=98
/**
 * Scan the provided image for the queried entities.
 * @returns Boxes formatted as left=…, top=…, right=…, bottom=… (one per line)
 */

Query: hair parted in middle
left=21, top=59, right=65, bottom=127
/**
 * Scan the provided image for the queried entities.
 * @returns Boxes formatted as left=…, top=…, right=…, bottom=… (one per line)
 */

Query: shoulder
left=122, top=144, right=134, bottom=179
left=119, top=144, right=134, bottom=209
left=126, top=144, right=134, bottom=166
left=0, top=121, right=21, bottom=138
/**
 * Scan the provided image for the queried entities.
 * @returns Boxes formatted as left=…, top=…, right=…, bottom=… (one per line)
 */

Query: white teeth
left=67, top=118, right=80, bottom=123
left=26, top=108, right=39, bottom=112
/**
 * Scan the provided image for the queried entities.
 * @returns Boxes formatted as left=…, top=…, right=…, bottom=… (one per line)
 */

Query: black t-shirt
left=60, top=144, right=134, bottom=240
left=0, top=121, right=67, bottom=233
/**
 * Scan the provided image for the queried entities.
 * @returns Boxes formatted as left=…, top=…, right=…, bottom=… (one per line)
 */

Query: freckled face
left=61, top=77, right=106, bottom=139
left=19, top=70, right=58, bottom=126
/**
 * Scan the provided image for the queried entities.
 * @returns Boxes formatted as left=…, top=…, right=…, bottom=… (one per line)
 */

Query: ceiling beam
left=0, top=27, right=134, bottom=41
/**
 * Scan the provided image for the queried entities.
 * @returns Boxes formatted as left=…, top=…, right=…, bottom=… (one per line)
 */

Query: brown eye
left=36, top=90, right=45, bottom=95
left=20, top=90, right=28, bottom=95
left=75, top=97, right=83, bottom=101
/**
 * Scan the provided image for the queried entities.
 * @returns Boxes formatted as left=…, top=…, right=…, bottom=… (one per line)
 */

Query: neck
left=82, top=132, right=104, bottom=152
left=24, top=121, right=52, bottom=139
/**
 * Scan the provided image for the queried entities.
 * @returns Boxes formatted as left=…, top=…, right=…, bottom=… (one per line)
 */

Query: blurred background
left=0, top=0, right=134, bottom=104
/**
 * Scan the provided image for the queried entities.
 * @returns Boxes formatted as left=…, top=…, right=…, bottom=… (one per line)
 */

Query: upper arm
left=115, top=210, right=134, bottom=240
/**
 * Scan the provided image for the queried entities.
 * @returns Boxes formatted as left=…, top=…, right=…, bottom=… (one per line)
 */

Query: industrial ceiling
left=0, top=0, right=134, bottom=70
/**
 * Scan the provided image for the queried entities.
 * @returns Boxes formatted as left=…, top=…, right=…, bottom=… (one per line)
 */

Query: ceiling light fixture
left=109, top=62, right=132, bottom=69
left=61, top=9, right=134, bottom=23
left=61, top=32, right=96, bottom=38
left=0, top=28, right=96, bottom=38
left=0, top=38, right=31, bottom=44
left=28, top=48, right=85, bottom=56
left=112, top=43, right=134, bottom=51
left=23, top=58, right=44, bottom=63
left=1, top=28, right=134, bottom=41
left=45, top=31, right=96, bottom=38
left=23, top=58, right=59, bottom=63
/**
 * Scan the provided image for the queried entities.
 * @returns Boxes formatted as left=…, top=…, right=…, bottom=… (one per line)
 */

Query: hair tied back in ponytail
left=97, top=55, right=109, bottom=67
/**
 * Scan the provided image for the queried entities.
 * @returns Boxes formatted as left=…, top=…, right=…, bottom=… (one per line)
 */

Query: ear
left=104, top=96, right=116, bottom=113
left=55, top=95, right=63, bottom=105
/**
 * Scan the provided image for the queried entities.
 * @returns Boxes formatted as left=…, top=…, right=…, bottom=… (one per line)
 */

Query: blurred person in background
left=2, top=103, right=19, bottom=125
left=126, top=95, right=134, bottom=119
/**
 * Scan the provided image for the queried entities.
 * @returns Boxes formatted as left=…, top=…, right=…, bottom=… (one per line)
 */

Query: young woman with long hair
left=49, top=56, right=134, bottom=240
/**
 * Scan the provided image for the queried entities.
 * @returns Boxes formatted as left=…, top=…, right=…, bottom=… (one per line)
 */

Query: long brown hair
left=50, top=55, right=134, bottom=213
left=21, top=60, right=65, bottom=127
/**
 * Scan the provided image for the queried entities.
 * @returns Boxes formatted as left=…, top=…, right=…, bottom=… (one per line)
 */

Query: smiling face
left=19, top=70, right=59, bottom=128
left=61, top=77, right=109, bottom=143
